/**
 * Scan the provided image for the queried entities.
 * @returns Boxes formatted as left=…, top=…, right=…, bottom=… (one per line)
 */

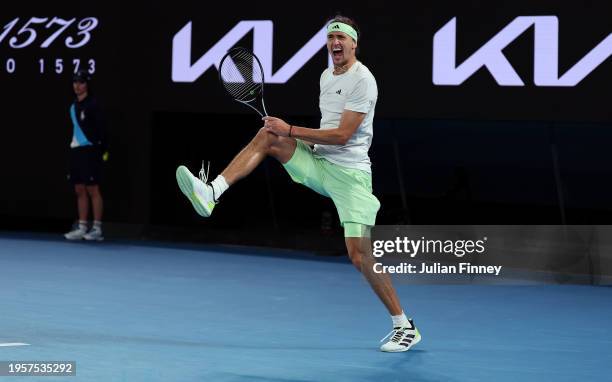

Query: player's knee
left=258, top=127, right=287, bottom=155
left=267, top=139, right=286, bottom=157
left=255, top=127, right=275, bottom=150
left=256, top=126, right=267, bottom=137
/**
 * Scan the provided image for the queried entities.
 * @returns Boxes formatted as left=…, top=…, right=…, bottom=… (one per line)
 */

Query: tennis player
left=176, top=15, right=420, bottom=352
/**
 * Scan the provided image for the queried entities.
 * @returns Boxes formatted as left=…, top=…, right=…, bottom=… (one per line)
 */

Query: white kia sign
left=433, top=16, right=612, bottom=86
left=171, top=21, right=332, bottom=83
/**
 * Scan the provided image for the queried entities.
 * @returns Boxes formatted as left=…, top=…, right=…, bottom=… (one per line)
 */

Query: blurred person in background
left=64, top=70, right=108, bottom=241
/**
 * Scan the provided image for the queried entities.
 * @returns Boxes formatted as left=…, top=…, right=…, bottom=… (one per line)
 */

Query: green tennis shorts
left=283, top=140, right=380, bottom=237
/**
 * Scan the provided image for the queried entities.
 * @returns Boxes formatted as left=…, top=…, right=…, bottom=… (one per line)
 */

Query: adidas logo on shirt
left=336, top=89, right=342, bottom=95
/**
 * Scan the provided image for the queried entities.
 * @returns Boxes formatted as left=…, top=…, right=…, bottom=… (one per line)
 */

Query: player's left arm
left=263, top=111, right=365, bottom=145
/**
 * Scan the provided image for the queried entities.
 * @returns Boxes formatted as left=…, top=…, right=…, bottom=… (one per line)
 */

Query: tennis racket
left=218, top=47, right=268, bottom=117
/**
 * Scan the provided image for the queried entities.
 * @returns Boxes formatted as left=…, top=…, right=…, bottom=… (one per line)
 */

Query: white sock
left=93, top=221, right=102, bottom=230
left=210, top=175, right=229, bottom=199
left=391, top=311, right=409, bottom=328
left=78, top=220, right=87, bottom=231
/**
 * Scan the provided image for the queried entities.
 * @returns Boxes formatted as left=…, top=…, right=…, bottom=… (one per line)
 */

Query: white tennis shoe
left=83, top=227, right=104, bottom=241
left=380, top=319, right=421, bottom=352
left=64, top=226, right=87, bottom=241
left=176, top=165, right=216, bottom=217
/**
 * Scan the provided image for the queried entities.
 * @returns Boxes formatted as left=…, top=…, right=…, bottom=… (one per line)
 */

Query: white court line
left=0, top=343, right=30, bottom=347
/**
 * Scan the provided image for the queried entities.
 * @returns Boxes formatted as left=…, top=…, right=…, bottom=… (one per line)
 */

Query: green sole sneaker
left=176, top=165, right=215, bottom=217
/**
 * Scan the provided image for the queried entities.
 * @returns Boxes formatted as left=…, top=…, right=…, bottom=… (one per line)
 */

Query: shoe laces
left=198, top=160, right=211, bottom=184
left=198, top=160, right=219, bottom=203
left=380, top=327, right=409, bottom=343
left=380, top=328, right=399, bottom=343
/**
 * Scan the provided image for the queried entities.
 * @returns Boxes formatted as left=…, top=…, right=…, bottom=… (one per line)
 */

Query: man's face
left=327, top=31, right=356, bottom=67
left=73, top=80, right=88, bottom=96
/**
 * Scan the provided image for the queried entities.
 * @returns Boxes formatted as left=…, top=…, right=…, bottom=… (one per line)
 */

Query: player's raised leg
left=176, top=127, right=296, bottom=217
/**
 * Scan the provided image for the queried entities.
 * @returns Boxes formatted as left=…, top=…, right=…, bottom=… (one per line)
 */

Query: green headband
left=327, top=22, right=358, bottom=42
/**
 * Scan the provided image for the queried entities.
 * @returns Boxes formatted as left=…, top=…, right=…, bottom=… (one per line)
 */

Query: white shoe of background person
left=64, top=225, right=87, bottom=241
left=83, top=226, right=104, bottom=241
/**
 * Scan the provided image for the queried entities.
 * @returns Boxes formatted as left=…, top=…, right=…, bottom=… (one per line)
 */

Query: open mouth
left=332, top=47, right=343, bottom=59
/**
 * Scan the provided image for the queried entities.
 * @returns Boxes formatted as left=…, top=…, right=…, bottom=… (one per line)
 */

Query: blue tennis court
left=1, top=234, right=611, bottom=381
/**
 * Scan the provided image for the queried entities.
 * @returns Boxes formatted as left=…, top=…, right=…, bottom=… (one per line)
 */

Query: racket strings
left=233, top=83, right=262, bottom=101
left=222, top=73, right=259, bottom=100
left=226, top=58, right=258, bottom=96
left=220, top=49, right=263, bottom=101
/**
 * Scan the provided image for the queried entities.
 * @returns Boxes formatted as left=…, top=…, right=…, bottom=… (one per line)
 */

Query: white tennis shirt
left=313, top=61, right=378, bottom=173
